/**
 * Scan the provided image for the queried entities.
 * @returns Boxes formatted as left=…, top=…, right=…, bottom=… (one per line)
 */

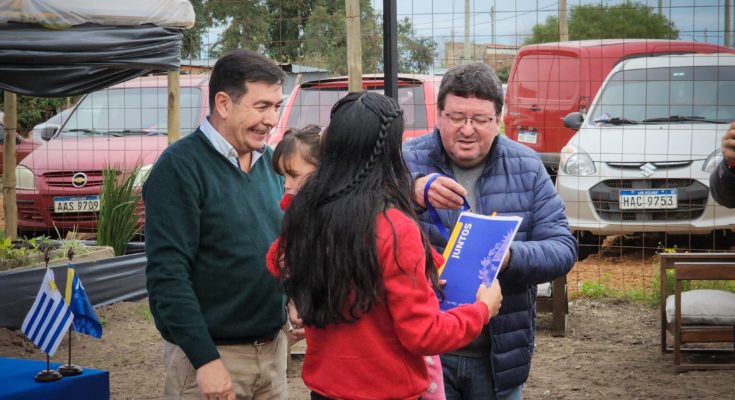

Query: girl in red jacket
left=268, top=92, right=502, bottom=400
left=271, top=122, right=450, bottom=399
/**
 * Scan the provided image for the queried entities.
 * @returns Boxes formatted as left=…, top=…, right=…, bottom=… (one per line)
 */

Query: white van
left=557, top=54, right=735, bottom=259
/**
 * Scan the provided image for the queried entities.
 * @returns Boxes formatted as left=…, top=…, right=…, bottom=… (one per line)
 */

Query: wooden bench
left=671, top=261, right=735, bottom=371
left=658, top=252, right=734, bottom=353
left=536, top=274, right=568, bottom=337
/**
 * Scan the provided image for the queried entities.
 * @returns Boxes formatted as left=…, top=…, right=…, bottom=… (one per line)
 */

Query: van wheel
left=576, top=232, right=601, bottom=261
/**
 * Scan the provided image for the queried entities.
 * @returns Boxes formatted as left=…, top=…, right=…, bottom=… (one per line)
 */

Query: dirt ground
left=1, top=250, right=734, bottom=399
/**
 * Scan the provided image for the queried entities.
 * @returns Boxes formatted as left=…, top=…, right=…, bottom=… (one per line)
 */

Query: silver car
left=557, top=54, right=735, bottom=258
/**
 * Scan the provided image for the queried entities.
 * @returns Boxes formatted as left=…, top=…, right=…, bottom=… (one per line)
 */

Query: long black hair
left=278, top=92, right=442, bottom=328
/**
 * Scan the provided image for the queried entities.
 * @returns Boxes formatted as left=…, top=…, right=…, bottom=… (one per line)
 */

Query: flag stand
left=58, top=248, right=83, bottom=376
left=35, top=355, right=62, bottom=382
left=58, top=329, right=83, bottom=376
left=35, top=248, right=62, bottom=382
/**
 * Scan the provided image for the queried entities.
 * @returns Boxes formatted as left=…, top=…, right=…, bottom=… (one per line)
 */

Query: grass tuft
left=96, top=165, right=143, bottom=256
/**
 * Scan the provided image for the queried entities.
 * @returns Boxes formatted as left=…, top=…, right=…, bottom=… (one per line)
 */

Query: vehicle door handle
left=529, top=105, right=541, bottom=112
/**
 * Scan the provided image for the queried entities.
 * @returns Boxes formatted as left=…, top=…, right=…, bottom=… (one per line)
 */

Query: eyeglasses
left=442, top=111, right=496, bottom=128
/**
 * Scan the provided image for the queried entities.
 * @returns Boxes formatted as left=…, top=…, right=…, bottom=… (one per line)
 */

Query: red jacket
left=267, top=208, right=490, bottom=400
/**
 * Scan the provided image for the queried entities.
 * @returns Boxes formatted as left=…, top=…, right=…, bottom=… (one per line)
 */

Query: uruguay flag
left=65, top=262, right=103, bottom=339
left=21, top=269, right=74, bottom=357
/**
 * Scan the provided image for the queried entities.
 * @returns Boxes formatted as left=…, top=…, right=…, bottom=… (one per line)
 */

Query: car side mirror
left=40, top=126, right=58, bottom=141
left=563, top=112, right=584, bottom=131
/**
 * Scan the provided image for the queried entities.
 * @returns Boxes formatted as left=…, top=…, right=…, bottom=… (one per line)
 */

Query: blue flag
left=21, top=269, right=74, bottom=356
left=65, top=262, right=103, bottom=338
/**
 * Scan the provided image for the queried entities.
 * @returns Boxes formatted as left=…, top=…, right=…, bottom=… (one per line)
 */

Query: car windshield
left=589, top=65, right=735, bottom=125
left=286, top=83, right=428, bottom=131
left=58, top=87, right=203, bottom=138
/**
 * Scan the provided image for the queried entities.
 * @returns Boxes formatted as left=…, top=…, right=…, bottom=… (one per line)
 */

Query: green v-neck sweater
left=144, top=129, right=286, bottom=368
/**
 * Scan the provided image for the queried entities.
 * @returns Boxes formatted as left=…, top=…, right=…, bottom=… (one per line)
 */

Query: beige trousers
left=162, top=331, right=288, bottom=400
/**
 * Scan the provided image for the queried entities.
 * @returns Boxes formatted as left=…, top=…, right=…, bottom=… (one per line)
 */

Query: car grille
left=606, top=161, right=692, bottom=170
left=48, top=207, right=99, bottom=222
left=589, top=179, right=708, bottom=222
left=42, top=170, right=107, bottom=188
left=17, top=203, right=44, bottom=222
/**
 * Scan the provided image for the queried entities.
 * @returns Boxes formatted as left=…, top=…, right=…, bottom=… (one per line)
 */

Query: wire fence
left=4, top=0, right=735, bottom=296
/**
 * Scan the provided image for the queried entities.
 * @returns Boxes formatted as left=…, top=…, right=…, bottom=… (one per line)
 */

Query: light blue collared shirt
left=199, top=117, right=263, bottom=170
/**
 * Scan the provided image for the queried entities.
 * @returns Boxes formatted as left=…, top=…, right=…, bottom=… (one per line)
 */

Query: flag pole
left=59, top=248, right=83, bottom=376
left=35, top=248, right=63, bottom=382
left=34, top=354, right=63, bottom=382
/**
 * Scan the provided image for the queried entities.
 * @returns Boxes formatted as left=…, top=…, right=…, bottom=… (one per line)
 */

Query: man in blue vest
left=403, top=62, right=577, bottom=399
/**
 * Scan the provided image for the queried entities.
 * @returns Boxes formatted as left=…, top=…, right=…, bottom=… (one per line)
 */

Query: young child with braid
left=266, top=92, right=502, bottom=400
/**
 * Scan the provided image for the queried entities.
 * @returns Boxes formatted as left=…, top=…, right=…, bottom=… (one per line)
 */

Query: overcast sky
left=371, top=0, right=734, bottom=47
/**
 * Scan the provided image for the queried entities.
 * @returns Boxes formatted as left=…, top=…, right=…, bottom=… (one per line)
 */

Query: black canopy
left=0, top=22, right=182, bottom=97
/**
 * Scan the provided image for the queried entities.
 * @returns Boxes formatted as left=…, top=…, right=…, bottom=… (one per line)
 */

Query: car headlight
left=702, top=148, right=722, bottom=173
left=133, top=164, right=153, bottom=188
left=560, top=145, right=596, bottom=176
left=15, top=165, right=36, bottom=190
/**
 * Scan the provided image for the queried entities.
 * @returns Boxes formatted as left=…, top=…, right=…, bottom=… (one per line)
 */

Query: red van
left=268, top=74, right=442, bottom=147
left=503, top=39, right=735, bottom=175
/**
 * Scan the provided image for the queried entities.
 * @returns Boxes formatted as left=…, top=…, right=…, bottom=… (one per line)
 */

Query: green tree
left=302, top=0, right=382, bottom=75
left=181, top=0, right=212, bottom=59
left=265, top=0, right=318, bottom=63
left=206, top=0, right=270, bottom=57
left=0, top=94, right=72, bottom=135
left=396, top=17, right=438, bottom=74
left=525, top=2, right=679, bottom=45
left=526, top=15, right=562, bottom=45
left=495, top=65, right=510, bottom=83
left=190, top=0, right=437, bottom=75
left=301, top=2, right=437, bottom=75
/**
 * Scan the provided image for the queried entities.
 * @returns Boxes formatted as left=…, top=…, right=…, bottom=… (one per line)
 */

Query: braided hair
left=278, top=92, right=442, bottom=328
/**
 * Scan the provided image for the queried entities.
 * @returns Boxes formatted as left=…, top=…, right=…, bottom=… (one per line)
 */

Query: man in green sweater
left=144, top=50, right=287, bottom=400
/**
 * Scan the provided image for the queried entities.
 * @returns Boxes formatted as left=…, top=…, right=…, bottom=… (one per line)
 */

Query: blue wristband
left=423, top=174, right=471, bottom=241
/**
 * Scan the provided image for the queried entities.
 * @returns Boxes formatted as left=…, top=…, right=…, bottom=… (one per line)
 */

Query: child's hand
left=288, top=326, right=305, bottom=343
left=287, top=300, right=305, bottom=342
left=476, top=279, right=502, bottom=318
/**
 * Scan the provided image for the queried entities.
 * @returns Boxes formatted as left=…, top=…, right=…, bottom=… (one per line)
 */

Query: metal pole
left=491, top=3, right=496, bottom=44
left=726, top=0, right=732, bottom=48
left=346, top=0, right=363, bottom=93
left=68, top=330, right=72, bottom=365
left=382, top=0, right=397, bottom=99
left=464, top=0, right=471, bottom=63
left=559, top=0, right=569, bottom=42
left=3, top=91, right=17, bottom=239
